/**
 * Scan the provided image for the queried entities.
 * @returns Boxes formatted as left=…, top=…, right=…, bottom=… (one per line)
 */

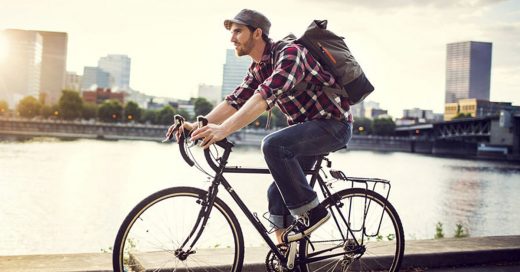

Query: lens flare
left=0, top=34, right=8, bottom=61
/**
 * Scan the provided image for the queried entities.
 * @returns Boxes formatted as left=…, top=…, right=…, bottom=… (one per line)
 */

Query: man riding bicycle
left=169, top=8, right=353, bottom=244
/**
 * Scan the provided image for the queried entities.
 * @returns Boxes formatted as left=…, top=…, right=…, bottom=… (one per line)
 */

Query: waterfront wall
left=0, top=117, right=167, bottom=141
left=1, top=117, right=516, bottom=160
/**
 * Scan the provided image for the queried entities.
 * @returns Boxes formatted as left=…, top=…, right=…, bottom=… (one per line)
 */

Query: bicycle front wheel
left=113, top=186, right=244, bottom=272
left=299, top=188, right=404, bottom=272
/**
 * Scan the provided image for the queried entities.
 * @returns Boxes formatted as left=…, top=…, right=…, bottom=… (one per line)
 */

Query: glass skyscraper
left=221, top=49, right=251, bottom=99
left=98, top=54, right=131, bottom=90
left=445, top=41, right=492, bottom=103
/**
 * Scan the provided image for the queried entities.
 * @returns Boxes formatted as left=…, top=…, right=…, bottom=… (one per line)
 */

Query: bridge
left=395, top=114, right=520, bottom=159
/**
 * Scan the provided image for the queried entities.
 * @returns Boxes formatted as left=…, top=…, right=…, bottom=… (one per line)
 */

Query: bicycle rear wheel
left=299, top=188, right=404, bottom=272
left=113, top=186, right=244, bottom=272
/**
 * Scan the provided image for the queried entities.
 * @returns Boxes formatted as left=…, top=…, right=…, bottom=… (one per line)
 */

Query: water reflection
left=0, top=139, right=519, bottom=256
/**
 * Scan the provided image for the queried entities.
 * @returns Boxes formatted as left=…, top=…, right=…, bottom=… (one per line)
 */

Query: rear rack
left=328, top=170, right=392, bottom=240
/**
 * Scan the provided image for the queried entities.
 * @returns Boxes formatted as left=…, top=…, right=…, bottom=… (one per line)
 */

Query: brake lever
left=162, top=115, right=185, bottom=142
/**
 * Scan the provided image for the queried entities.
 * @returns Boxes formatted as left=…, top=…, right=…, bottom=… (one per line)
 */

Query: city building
left=221, top=49, right=251, bottom=99
left=445, top=41, right=492, bottom=103
left=81, top=66, right=111, bottom=89
left=0, top=29, right=42, bottom=105
left=98, top=54, right=131, bottom=90
left=38, top=31, right=68, bottom=104
left=444, top=98, right=520, bottom=121
left=0, top=29, right=67, bottom=105
left=82, top=88, right=125, bottom=105
left=125, top=88, right=150, bottom=109
left=198, top=84, right=221, bottom=106
left=65, top=72, right=82, bottom=91
left=397, top=108, right=442, bottom=126
left=351, top=100, right=389, bottom=119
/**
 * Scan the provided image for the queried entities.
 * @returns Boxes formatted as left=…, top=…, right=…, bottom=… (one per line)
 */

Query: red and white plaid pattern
left=225, top=40, right=352, bottom=125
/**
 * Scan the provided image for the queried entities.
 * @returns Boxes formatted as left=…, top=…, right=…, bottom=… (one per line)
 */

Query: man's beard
left=235, top=36, right=254, bottom=56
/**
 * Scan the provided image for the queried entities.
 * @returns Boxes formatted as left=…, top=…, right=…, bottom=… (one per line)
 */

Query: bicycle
left=113, top=115, right=405, bottom=271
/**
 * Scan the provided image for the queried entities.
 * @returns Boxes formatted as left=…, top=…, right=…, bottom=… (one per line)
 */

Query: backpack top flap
left=297, top=20, right=364, bottom=86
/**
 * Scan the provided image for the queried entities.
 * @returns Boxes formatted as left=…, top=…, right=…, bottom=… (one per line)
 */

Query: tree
left=98, top=100, right=123, bottom=122
left=0, top=100, right=8, bottom=116
left=124, top=101, right=142, bottom=122
left=58, top=90, right=83, bottom=120
left=177, top=108, right=191, bottom=120
left=156, top=105, right=177, bottom=125
left=353, top=117, right=373, bottom=135
left=40, top=104, right=59, bottom=119
left=141, top=109, right=158, bottom=124
left=82, top=103, right=98, bottom=120
left=453, top=113, right=472, bottom=119
left=372, top=117, right=396, bottom=136
left=193, top=97, right=213, bottom=117
left=17, top=96, right=41, bottom=118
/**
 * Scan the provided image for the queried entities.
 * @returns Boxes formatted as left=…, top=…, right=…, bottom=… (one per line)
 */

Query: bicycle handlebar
left=164, top=114, right=234, bottom=171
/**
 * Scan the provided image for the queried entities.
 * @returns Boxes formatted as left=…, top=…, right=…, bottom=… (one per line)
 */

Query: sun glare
left=0, top=34, right=8, bottom=61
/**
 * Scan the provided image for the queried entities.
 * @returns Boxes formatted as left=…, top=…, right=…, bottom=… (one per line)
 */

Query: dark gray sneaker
left=282, top=204, right=330, bottom=243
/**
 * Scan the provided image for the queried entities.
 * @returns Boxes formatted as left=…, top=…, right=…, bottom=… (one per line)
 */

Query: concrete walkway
left=0, top=236, right=519, bottom=271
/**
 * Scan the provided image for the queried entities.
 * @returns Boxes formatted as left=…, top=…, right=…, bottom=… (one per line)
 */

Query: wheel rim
left=116, top=191, right=241, bottom=272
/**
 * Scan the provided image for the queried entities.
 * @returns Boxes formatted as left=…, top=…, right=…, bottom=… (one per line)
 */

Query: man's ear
left=254, top=28, right=263, bottom=40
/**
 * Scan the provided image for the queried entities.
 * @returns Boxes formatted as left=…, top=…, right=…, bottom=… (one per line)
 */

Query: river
left=0, top=138, right=519, bottom=256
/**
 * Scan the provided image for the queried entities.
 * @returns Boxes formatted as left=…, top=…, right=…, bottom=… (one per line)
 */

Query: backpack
left=276, top=20, right=374, bottom=106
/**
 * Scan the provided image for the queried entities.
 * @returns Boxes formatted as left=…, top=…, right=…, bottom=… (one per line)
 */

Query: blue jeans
left=261, top=118, right=352, bottom=229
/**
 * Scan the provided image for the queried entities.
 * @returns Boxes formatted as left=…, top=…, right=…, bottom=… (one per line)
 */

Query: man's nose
left=230, top=34, right=237, bottom=43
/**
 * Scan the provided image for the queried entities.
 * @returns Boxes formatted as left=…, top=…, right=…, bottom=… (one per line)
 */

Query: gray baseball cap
left=224, top=9, right=271, bottom=37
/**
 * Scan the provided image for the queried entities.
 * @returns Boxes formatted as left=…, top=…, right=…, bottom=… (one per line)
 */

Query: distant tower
left=445, top=41, right=492, bottom=103
left=38, top=31, right=68, bottom=104
left=221, top=49, right=251, bottom=99
left=0, top=29, right=67, bottom=105
left=81, top=66, right=111, bottom=89
left=0, top=29, right=42, bottom=103
left=98, top=54, right=131, bottom=90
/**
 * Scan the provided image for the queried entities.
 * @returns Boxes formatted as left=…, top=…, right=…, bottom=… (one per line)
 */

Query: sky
left=0, top=0, right=518, bottom=117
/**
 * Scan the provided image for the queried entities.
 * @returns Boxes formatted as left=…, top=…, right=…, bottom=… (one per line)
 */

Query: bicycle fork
left=175, top=182, right=220, bottom=260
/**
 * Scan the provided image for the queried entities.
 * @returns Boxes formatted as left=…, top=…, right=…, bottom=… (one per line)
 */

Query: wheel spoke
left=299, top=188, right=404, bottom=272
left=113, top=187, right=244, bottom=272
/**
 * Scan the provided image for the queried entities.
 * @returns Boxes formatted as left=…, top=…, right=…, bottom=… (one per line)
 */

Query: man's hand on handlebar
left=165, top=120, right=196, bottom=142
left=191, top=124, right=230, bottom=149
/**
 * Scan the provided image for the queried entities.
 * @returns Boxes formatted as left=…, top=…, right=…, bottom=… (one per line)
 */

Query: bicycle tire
left=298, top=188, right=404, bottom=272
left=113, top=186, right=244, bottom=272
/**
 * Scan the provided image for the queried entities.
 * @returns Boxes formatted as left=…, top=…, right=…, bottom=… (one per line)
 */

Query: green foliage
left=17, top=96, right=41, bottom=118
left=98, top=100, right=123, bottom=122
left=177, top=108, right=191, bottom=121
left=156, top=105, right=177, bottom=125
left=0, top=100, right=8, bottom=115
left=40, top=104, right=59, bottom=119
left=141, top=109, right=158, bottom=124
left=124, top=101, right=142, bottom=122
left=454, top=223, right=469, bottom=238
left=82, top=103, right=98, bottom=120
left=453, top=113, right=472, bottom=119
left=193, top=97, right=213, bottom=117
left=435, top=222, right=444, bottom=239
left=372, top=117, right=396, bottom=136
left=59, top=90, right=83, bottom=120
left=353, top=117, right=373, bottom=135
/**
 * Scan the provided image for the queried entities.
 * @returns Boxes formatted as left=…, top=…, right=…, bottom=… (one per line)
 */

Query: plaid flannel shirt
left=225, top=39, right=352, bottom=125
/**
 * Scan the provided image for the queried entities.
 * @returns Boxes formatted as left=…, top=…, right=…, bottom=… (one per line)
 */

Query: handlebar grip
left=178, top=132, right=195, bottom=167
left=174, top=115, right=195, bottom=167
